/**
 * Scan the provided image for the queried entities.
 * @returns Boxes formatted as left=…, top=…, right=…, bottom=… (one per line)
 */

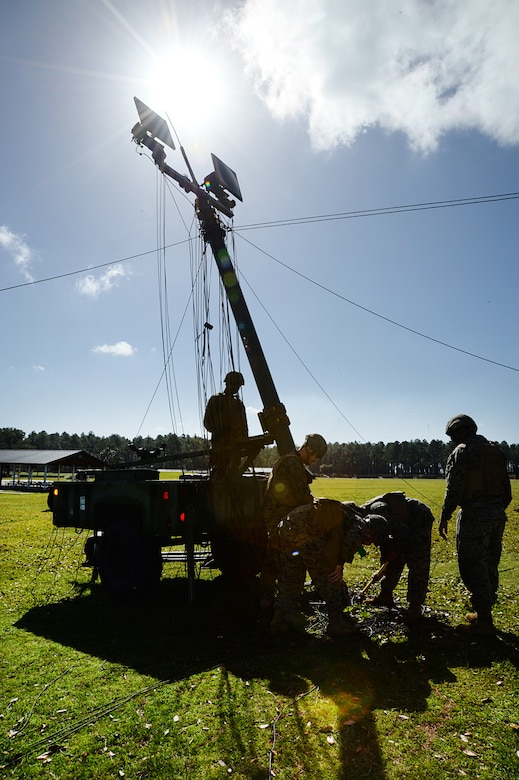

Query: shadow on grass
left=15, top=577, right=519, bottom=780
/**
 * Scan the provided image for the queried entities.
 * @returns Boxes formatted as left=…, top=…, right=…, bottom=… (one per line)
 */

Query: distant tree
left=0, top=428, right=26, bottom=448
left=46, top=432, right=60, bottom=449
left=252, top=445, right=278, bottom=468
left=3, top=427, right=519, bottom=476
left=60, top=431, right=81, bottom=450
left=26, top=430, right=49, bottom=449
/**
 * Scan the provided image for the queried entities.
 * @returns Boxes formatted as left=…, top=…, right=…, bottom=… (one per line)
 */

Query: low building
left=0, top=450, right=105, bottom=491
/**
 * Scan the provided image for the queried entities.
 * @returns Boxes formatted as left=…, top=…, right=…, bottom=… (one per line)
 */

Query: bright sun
left=145, top=48, right=229, bottom=143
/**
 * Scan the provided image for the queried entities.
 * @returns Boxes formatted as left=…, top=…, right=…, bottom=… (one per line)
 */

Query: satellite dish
left=211, top=154, right=243, bottom=202
left=134, top=97, right=176, bottom=151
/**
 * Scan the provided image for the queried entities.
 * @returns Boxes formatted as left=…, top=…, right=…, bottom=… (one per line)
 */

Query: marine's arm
left=439, top=446, right=466, bottom=539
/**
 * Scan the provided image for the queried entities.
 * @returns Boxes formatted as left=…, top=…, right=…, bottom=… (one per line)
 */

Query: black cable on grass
left=6, top=669, right=73, bottom=739
left=30, top=527, right=61, bottom=583
left=2, top=680, right=173, bottom=768
left=266, top=685, right=319, bottom=780
left=29, top=527, right=89, bottom=605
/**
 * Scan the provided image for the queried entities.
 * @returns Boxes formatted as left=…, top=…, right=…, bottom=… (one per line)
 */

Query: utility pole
left=131, top=99, right=295, bottom=455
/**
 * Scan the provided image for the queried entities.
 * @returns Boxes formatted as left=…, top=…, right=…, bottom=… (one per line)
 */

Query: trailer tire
left=84, top=535, right=99, bottom=566
left=98, top=522, right=163, bottom=599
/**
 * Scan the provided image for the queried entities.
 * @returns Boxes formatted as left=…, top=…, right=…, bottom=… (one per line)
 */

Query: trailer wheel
left=98, top=522, right=163, bottom=599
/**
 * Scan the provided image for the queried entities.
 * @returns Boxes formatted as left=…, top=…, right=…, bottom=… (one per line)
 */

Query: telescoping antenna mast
left=131, top=98, right=295, bottom=456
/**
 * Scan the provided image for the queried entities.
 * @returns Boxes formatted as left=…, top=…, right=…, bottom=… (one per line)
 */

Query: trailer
left=52, top=465, right=268, bottom=599
left=51, top=99, right=296, bottom=600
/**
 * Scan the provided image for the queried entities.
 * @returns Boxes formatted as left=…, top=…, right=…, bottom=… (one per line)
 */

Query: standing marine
left=439, top=414, right=511, bottom=635
left=203, top=371, right=248, bottom=478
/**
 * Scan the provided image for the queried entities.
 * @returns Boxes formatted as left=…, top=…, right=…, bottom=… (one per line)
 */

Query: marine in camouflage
left=258, top=451, right=314, bottom=602
left=274, top=499, right=380, bottom=619
left=440, top=432, right=511, bottom=618
left=360, top=492, right=434, bottom=609
left=203, top=374, right=248, bottom=479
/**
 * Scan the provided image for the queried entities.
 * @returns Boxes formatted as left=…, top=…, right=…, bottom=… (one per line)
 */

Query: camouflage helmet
left=445, top=414, right=477, bottom=438
left=224, top=371, right=244, bottom=387
left=364, top=514, right=391, bottom=546
left=366, top=500, right=389, bottom=516
left=304, top=433, right=328, bottom=458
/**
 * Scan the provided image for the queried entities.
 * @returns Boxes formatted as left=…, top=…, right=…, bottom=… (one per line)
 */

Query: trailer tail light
left=163, top=491, right=169, bottom=500
left=180, top=512, right=186, bottom=523
left=53, top=487, right=59, bottom=497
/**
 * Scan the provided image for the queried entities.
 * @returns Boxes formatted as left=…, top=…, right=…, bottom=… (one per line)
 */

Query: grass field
left=1, top=479, right=518, bottom=779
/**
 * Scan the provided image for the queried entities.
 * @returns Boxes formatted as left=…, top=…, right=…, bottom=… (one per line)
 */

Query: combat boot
left=365, top=593, right=395, bottom=609
left=459, top=611, right=495, bottom=636
left=269, top=608, right=307, bottom=636
left=327, top=612, right=359, bottom=638
left=399, top=604, right=423, bottom=624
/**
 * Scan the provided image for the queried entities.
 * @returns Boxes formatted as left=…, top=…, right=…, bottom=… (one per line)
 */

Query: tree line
left=2, top=427, right=518, bottom=477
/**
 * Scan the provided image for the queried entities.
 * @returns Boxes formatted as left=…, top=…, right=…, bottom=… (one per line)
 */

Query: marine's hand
left=438, top=516, right=448, bottom=540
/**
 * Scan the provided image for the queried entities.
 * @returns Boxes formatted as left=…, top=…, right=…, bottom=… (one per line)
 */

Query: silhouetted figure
left=258, top=433, right=327, bottom=616
left=359, top=492, right=434, bottom=623
left=203, top=371, right=248, bottom=479
left=439, top=414, right=511, bottom=635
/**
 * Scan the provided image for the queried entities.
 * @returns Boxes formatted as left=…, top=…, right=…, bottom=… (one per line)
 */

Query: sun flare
left=145, top=48, right=229, bottom=144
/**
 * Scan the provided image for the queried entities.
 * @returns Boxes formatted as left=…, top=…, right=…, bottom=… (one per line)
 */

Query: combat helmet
left=364, top=514, right=391, bottom=546
left=224, top=371, right=244, bottom=387
left=445, top=414, right=477, bottom=439
left=304, top=433, right=328, bottom=458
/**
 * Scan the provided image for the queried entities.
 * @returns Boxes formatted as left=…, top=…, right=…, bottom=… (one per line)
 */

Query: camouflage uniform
left=203, top=390, right=248, bottom=478
left=360, top=493, right=434, bottom=609
left=275, top=500, right=379, bottom=619
left=275, top=499, right=345, bottom=617
left=441, top=434, right=511, bottom=616
left=258, top=452, right=314, bottom=602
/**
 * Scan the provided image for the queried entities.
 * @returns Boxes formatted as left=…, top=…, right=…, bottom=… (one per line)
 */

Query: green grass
left=1, top=480, right=518, bottom=779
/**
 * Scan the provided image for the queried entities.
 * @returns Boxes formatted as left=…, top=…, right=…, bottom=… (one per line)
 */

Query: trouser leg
left=275, top=551, right=307, bottom=617
left=379, top=555, right=405, bottom=597
left=487, top=516, right=505, bottom=604
left=456, top=509, right=493, bottom=615
left=307, top=558, right=343, bottom=614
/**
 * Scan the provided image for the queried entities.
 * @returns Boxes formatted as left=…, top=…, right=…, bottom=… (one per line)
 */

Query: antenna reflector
left=211, top=154, right=243, bottom=202
left=134, top=97, right=176, bottom=151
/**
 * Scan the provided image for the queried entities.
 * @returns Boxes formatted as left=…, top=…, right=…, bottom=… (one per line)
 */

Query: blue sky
left=1, top=0, right=518, bottom=448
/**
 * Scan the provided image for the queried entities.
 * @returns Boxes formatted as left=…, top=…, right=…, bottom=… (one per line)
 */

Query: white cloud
left=0, top=225, right=35, bottom=281
left=228, top=0, right=519, bottom=153
left=33, top=365, right=46, bottom=372
left=76, top=264, right=130, bottom=297
left=92, top=341, right=136, bottom=357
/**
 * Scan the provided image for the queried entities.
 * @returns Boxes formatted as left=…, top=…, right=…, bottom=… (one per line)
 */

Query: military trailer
left=51, top=466, right=268, bottom=599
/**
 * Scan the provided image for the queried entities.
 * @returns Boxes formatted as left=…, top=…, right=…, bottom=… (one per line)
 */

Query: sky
left=1, top=0, right=519, bottom=449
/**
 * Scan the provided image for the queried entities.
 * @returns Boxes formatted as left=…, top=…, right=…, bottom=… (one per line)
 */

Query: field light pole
left=131, top=99, right=295, bottom=456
